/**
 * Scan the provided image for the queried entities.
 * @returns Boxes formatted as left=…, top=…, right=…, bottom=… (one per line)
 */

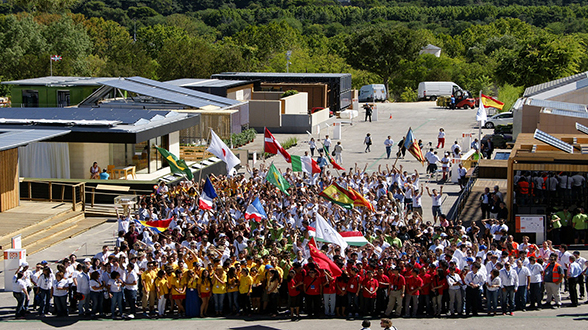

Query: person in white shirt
left=457, top=163, right=467, bottom=189
left=426, top=186, right=443, bottom=224
left=108, top=271, right=124, bottom=318
left=323, top=135, right=331, bottom=153
left=538, top=241, right=554, bottom=262
left=451, top=141, right=462, bottom=158
left=76, top=265, right=91, bottom=316
left=527, top=256, right=544, bottom=310
left=425, top=149, right=440, bottom=175
left=38, top=266, right=55, bottom=317
left=440, top=152, right=451, bottom=182
left=94, top=245, right=111, bottom=264
left=464, top=263, right=486, bottom=316
left=13, top=271, right=29, bottom=318
left=384, top=136, right=395, bottom=159
left=486, top=269, right=501, bottom=315
left=446, top=266, right=463, bottom=316
left=436, top=128, right=446, bottom=149
left=514, top=259, right=531, bottom=311
left=53, top=272, right=69, bottom=317
left=499, top=262, right=518, bottom=315
left=124, top=263, right=139, bottom=316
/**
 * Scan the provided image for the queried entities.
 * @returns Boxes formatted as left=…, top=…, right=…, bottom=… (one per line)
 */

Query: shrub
left=281, top=90, right=299, bottom=98
left=399, top=86, right=418, bottom=102
left=498, top=84, right=524, bottom=112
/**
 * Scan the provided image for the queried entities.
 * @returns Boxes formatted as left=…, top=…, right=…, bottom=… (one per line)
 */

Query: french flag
left=198, top=177, right=217, bottom=210
left=244, top=197, right=267, bottom=222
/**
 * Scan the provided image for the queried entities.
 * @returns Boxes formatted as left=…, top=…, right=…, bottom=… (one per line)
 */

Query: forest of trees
left=2, top=1, right=588, bottom=105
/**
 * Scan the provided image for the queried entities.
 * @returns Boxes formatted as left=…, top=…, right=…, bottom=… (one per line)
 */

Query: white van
left=359, top=84, right=387, bottom=102
left=418, top=81, right=462, bottom=101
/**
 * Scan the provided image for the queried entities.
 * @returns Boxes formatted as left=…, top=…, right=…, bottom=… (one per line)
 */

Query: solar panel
left=125, top=77, right=240, bottom=106
left=533, top=129, right=574, bottom=153
left=549, top=109, right=588, bottom=119
left=576, top=122, right=588, bottom=135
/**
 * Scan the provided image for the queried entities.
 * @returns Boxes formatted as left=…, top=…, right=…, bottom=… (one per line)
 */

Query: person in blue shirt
left=316, top=151, right=328, bottom=175
left=568, top=255, right=583, bottom=307
left=99, top=169, right=110, bottom=180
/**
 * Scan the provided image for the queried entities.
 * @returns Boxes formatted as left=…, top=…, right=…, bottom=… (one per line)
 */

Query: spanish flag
left=403, top=128, right=426, bottom=164
left=349, top=187, right=375, bottom=211
left=481, top=94, right=504, bottom=111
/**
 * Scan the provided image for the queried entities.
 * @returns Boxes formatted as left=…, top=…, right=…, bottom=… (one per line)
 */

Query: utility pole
left=286, top=50, right=292, bottom=73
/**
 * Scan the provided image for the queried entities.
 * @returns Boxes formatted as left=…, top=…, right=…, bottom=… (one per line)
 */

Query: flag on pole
left=319, top=183, right=355, bottom=209
left=314, top=213, right=348, bottom=255
left=244, top=197, right=267, bottom=222
left=308, top=237, right=342, bottom=277
left=291, top=155, right=320, bottom=174
left=198, top=177, right=217, bottom=210
left=403, top=128, right=425, bottom=163
left=207, top=128, right=241, bottom=176
left=476, top=97, right=488, bottom=126
left=136, top=217, right=172, bottom=233
left=348, top=187, right=375, bottom=211
left=323, top=146, right=345, bottom=170
left=50, top=55, right=62, bottom=61
left=155, top=146, right=193, bottom=180
left=266, top=163, right=290, bottom=195
left=264, top=128, right=291, bottom=163
left=481, top=94, right=504, bottom=110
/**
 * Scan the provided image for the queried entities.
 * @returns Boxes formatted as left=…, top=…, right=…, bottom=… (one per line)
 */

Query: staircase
left=0, top=208, right=108, bottom=258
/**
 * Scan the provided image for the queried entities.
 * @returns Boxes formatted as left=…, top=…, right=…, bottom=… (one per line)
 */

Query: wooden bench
left=90, top=184, right=131, bottom=207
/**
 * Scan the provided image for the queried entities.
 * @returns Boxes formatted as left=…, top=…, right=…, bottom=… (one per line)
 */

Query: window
left=57, top=90, right=70, bottom=107
left=22, top=90, right=39, bottom=107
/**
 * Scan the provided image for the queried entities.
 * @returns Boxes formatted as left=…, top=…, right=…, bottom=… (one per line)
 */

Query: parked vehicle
left=484, top=112, right=513, bottom=128
left=358, top=84, right=386, bottom=102
left=418, top=81, right=463, bottom=101
left=436, top=88, right=478, bottom=109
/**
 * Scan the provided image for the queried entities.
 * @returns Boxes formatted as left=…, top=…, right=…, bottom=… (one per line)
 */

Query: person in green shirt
left=572, top=208, right=587, bottom=244
left=556, top=207, right=573, bottom=244
left=550, top=214, right=562, bottom=245
left=384, top=231, right=403, bottom=249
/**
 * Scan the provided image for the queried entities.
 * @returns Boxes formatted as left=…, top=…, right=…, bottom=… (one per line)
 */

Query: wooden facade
left=0, top=148, right=19, bottom=212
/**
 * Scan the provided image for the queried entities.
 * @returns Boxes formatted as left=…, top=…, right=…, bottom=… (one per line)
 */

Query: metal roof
left=523, top=71, right=588, bottom=97
left=526, top=99, right=588, bottom=112
left=0, top=128, right=70, bottom=152
left=165, top=78, right=252, bottom=88
left=1, top=76, right=115, bottom=87
left=213, top=72, right=351, bottom=78
left=422, top=44, right=441, bottom=50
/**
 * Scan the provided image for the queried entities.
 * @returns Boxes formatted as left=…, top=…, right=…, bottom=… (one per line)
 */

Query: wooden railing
left=180, top=146, right=214, bottom=161
left=20, top=180, right=85, bottom=212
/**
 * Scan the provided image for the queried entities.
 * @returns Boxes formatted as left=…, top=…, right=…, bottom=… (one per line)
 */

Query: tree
left=344, top=25, right=426, bottom=99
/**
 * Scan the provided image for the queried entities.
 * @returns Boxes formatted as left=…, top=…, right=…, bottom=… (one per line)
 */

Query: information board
left=516, top=215, right=545, bottom=233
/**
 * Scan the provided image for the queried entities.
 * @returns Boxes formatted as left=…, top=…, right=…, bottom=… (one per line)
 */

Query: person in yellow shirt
left=238, top=268, right=253, bottom=316
left=185, top=269, right=200, bottom=318
left=154, top=270, right=169, bottom=317
left=226, top=267, right=240, bottom=314
left=212, top=266, right=227, bottom=316
left=250, top=267, right=263, bottom=313
left=170, top=269, right=186, bottom=317
left=198, top=269, right=212, bottom=317
left=141, top=262, right=157, bottom=316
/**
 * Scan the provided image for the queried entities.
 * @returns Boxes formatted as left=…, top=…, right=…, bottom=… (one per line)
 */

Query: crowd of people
left=11, top=159, right=588, bottom=322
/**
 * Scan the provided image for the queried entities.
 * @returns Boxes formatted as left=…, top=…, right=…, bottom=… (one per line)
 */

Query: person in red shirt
left=361, top=270, right=379, bottom=316
left=404, top=269, right=423, bottom=317
left=322, top=270, right=337, bottom=317
left=385, top=267, right=405, bottom=317
left=419, top=266, right=433, bottom=316
left=431, top=268, right=447, bottom=317
left=287, top=270, right=302, bottom=320
left=303, top=268, right=321, bottom=318
left=375, top=266, right=390, bottom=316
left=346, top=267, right=362, bottom=318
left=335, top=271, right=348, bottom=317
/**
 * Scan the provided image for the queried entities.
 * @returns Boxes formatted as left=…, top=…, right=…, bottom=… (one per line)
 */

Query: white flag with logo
left=207, top=128, right=241, bottom=176
left=476, top=99, right=487, bottom=126
left=314, top=213, right=348, bottom=256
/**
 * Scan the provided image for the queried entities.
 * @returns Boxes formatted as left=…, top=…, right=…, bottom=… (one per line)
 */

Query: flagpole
left=199, top=128, right=212, bottom=185
left=478, top=90, right=482, bottom=158
left=50, top=56, right=52, bottom=76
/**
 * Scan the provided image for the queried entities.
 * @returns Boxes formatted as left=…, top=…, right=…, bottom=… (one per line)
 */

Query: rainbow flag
left=137, top=217, right=172, bottom=233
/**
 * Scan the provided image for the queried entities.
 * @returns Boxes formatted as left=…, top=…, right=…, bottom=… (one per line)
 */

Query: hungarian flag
left=403, top=128, right=425, bottom=164
left=319, top=183, right=354, bottom=209
left=137, top=217, right=172, bottom=233
left=323, top=146, right=345, bottom=170
left=348, top=187, right=375, bottom=211
left=308, top=237, right=342, bottom=276
left=339, top=231, right=370, bottom=246
left=481, top=94, right=504, bottom=111
left=291, top=155, right=320, bottom=174
left=245, top=197, right=267, bottom=222
left=264, top=128, right=291, bottom=163
left=155, top=146, right=193, bottom=180
left=198, top=177, right=217, bottom=210
left=266, top=163, right=290, bottom=195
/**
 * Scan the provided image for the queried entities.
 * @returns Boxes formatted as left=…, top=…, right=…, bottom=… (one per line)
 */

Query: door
left=22, top=90, right=39, bottom=107
left=57, top=90, right=70, bottom=107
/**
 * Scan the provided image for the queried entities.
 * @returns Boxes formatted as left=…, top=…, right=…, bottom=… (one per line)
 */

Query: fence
left=20, top=180, right=85, bottom=211
left=446, top=165, right=479, bottom=221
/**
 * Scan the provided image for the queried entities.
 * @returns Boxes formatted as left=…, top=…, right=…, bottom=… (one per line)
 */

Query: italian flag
left=291, top=155, right=320, bottom=174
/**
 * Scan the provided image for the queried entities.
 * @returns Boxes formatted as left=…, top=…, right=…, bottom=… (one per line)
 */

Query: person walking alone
left=334, top=141, right=343, bottom=164
left=309, top=138, right=316, bottom=157
left=384, top=136, right=394, bottom=159
left=323, top=135, right=331, bottom=153
left=437, top=128, right=445, bottom=149
left=364, top=133, right=373, bottom=153
left=364, top=103, right=373, bottom=122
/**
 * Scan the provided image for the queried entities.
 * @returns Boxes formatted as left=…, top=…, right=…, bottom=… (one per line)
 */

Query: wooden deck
left=459, top=179, right=508, bottom=224
left=0, top=201, right=73, bottom=239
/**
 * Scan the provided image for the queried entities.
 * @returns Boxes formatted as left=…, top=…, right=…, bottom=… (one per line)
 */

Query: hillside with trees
left=1, top=1, right=588, bottom=104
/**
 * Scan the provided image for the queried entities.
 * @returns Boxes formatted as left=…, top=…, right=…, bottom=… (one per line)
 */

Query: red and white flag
left=339, top=231, right=369, bottom=246
left=50, top=55, right=62, bottom=61
left=207, top=128, right=241, bottom=176
left=264, top=128, right=291, bottom=163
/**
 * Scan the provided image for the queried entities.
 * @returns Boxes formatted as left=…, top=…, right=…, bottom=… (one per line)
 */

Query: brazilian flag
left=155, top=146, right=193, bottom=180
left=265, top=163, right=290, bottom=195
